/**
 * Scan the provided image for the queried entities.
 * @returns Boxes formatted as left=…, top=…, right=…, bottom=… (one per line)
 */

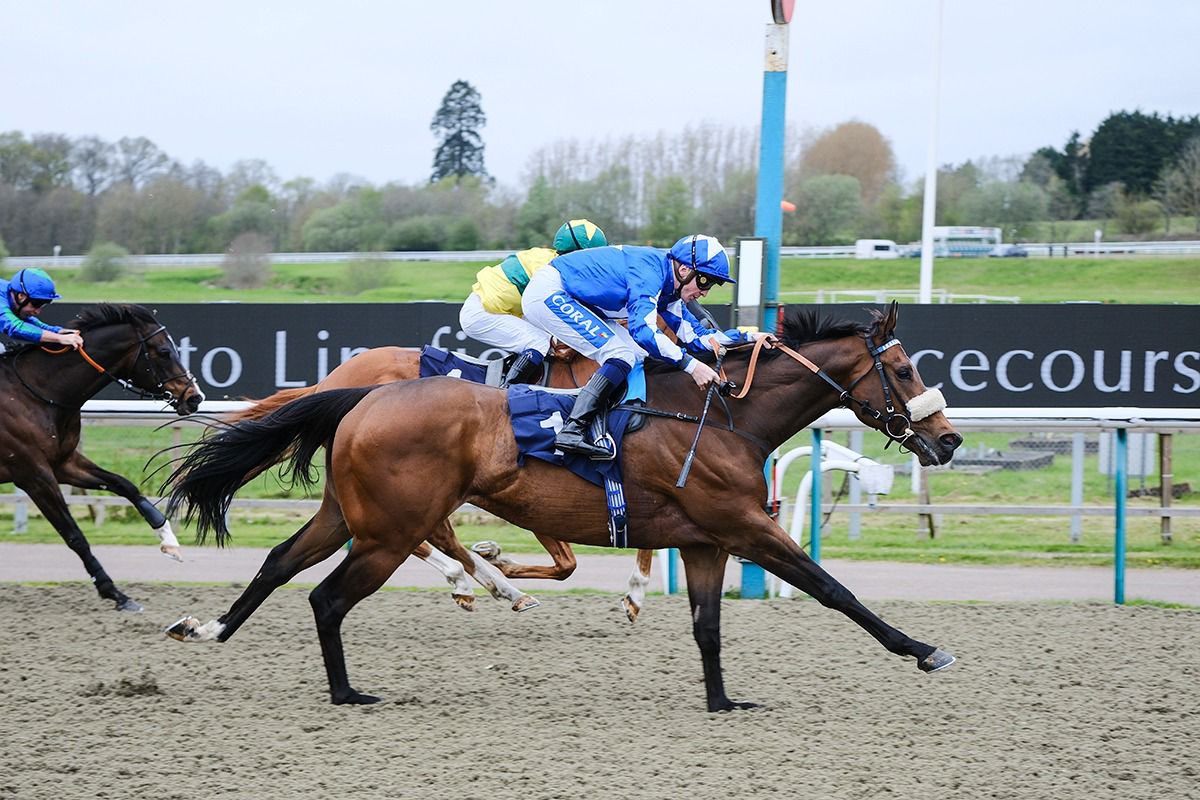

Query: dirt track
left=1, top=584, right=1197, bottom=800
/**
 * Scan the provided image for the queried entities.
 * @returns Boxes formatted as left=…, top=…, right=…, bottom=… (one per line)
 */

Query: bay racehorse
left=229, top=342, right=658, bottom=619
left=0, top=304, right=204, bottom=611
left=164, top=302, right=961, bottom=709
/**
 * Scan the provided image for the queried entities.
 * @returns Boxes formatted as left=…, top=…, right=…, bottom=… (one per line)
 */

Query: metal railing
left=8, top=240, right=1200, bottom=269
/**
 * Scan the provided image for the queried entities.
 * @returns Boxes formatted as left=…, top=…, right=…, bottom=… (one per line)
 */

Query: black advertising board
left=42, top=302, right=1199, bottom=408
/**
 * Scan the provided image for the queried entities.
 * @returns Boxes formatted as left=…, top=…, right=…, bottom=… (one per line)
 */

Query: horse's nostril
left=941, top=432, right=963, bottom=450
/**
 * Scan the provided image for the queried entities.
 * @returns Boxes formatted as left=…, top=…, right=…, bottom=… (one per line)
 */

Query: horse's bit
left=728, top=335, right=946, bottom=453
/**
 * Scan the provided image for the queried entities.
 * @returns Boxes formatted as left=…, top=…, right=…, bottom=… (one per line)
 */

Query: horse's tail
left=164, top=386, right=377, bottom=545
left=226, top=385, right=319, bottom=422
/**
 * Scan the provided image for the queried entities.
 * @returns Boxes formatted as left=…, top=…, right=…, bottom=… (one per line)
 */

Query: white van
left=855, top=239, right=900, bottom=260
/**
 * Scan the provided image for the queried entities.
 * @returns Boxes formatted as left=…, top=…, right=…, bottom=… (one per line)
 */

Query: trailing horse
left=229, top=342, right=657, bottom=619
left=164, top=303, right=962, bottom=709
left=0, top=304, right=204, bottom=611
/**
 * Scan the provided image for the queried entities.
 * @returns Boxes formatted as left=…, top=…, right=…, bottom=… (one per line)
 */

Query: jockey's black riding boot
left=555, top=371, right=624, bottom=459
left=500, top=349, right=544, bottom=388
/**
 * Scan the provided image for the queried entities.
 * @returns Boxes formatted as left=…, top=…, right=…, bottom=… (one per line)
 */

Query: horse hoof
left=116, top=598, right=144, bottom=613
left=165, top=616, right=200, bottom=641
left=709, top=699, right=759, bottom=712
left=511, top=594, right=540, bottom=612
left=471, top=540, right=501, bottom=561
left=918, top=648, right=956, bottom=673
left=160, top=544, right=184, bottom=562
left=332, top=690, right=382, bottom=705
left=452, top=593, right=476, bottom=611
left=621, top=595, right=641, bottom=624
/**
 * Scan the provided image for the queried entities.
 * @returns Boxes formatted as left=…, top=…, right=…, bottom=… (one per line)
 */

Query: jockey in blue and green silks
left=0, top=268, right=83, bottom=350
left=458, top=219, right=608, bottom=387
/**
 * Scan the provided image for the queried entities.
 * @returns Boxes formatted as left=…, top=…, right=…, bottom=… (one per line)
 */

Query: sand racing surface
left=1, top=584, right=1196, bottom=800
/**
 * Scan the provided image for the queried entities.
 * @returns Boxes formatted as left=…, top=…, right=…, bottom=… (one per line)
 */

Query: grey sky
left=8, top=1, right=1199, bottom=192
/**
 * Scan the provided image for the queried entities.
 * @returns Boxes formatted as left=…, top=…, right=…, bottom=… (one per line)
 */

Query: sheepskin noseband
left=906, top=388, right=946, bottom=422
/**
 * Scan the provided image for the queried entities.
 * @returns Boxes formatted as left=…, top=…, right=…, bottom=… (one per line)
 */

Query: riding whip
left=675, top=343, right=726, bottom=489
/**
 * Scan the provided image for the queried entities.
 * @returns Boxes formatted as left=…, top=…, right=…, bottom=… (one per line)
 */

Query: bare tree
left=29, top=134, right=74, bottom=193
left=225, top=158, right=280, bottom=202
left=115, top=136, right=168, bottom=188
left=0, top=131, right=36, bottom=188
left=72, top=135, right=116, bottom=197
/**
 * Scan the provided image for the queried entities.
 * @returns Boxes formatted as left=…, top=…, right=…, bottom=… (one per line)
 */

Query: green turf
left=45, top=254, right=1200, bottom=306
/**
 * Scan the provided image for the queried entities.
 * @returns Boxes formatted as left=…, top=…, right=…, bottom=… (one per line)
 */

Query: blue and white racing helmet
left=669, top=234, right=734, bottom=285
left=13, top=268, right=62, bottom=301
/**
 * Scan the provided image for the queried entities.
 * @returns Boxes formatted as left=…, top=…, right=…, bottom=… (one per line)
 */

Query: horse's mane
left=0, top=303, right=157, bottom=361
left=71, top=303, right=158, bottom=332
left=645, top=309, right=871, bottom=374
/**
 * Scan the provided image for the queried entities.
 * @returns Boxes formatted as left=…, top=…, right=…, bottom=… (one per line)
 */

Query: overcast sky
left=8, top=1, right=1199, bottom=192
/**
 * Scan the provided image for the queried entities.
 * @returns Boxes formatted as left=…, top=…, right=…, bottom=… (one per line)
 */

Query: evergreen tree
left=430, top=80, right=488, bottom=183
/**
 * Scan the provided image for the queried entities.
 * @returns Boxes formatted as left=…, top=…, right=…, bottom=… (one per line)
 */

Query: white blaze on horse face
left=906, top=388, right=947, bottom=422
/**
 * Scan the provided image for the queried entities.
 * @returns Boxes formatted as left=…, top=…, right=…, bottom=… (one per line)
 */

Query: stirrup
left=555, top=430, right=613, bottom=459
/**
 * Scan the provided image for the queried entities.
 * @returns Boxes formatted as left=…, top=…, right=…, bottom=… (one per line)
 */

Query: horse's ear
left=882, top=300, right=899, bottom=337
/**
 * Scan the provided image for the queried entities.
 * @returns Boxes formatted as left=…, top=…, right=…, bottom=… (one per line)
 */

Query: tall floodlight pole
left=918, top=0, right=944, bottom=304
left=754, top=1, right=792, bottom=333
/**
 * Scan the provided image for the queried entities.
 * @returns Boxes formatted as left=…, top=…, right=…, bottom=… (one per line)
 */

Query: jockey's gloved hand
left=750, top=331, right=778, bottom=348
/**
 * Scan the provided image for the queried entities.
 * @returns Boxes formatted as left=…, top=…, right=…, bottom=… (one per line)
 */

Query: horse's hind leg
left=17, top=471, right=140, bottom=612
left=55, top=451, right=183, bottom=561
left=166, top=499, right=349, bottom=643
left=308, top=539, right=412, bottom=705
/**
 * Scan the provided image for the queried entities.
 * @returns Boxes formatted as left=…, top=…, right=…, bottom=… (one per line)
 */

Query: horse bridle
left=728, top=334, right=946, bottom=453
left=16, top=323, right=196, bottom=408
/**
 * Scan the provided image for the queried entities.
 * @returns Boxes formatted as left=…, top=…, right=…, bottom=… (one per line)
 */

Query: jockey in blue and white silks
left=0, top=268, right=83, bottom=351
left=522, top=234, right=776, bottom=459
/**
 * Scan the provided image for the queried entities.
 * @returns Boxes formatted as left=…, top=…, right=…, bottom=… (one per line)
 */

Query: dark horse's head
left=783, top=301, right=962, bottom=466
left=74, top=304, right=205, bottom=415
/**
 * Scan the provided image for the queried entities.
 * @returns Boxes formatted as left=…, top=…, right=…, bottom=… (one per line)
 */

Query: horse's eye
left=157, top=347, right=172, bottom=358
left=896, top=366, right=913, bottom=380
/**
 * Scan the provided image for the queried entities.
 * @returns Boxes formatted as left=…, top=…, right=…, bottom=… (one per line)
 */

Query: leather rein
left=723, top=334, right=920, bottom=450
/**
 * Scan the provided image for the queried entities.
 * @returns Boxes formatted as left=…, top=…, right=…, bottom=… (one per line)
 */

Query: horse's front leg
left=17, top=469, right=141, bottom=612
left=55, top=451, right=183, bottom=561
left=678, top=545, right=756, bottom=712
left=166, top=503, right=350, bottom=644
left=720, top=507, right=954, bottom=673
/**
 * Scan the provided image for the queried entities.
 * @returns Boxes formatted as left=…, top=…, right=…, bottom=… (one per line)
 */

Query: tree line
left=1, top=108, right=1198, bottom=260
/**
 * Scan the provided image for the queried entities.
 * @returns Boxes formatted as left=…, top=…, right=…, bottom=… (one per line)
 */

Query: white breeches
left=521, top=267, right=641, bottom=368
left=459, top=292, right=552, bottom=354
